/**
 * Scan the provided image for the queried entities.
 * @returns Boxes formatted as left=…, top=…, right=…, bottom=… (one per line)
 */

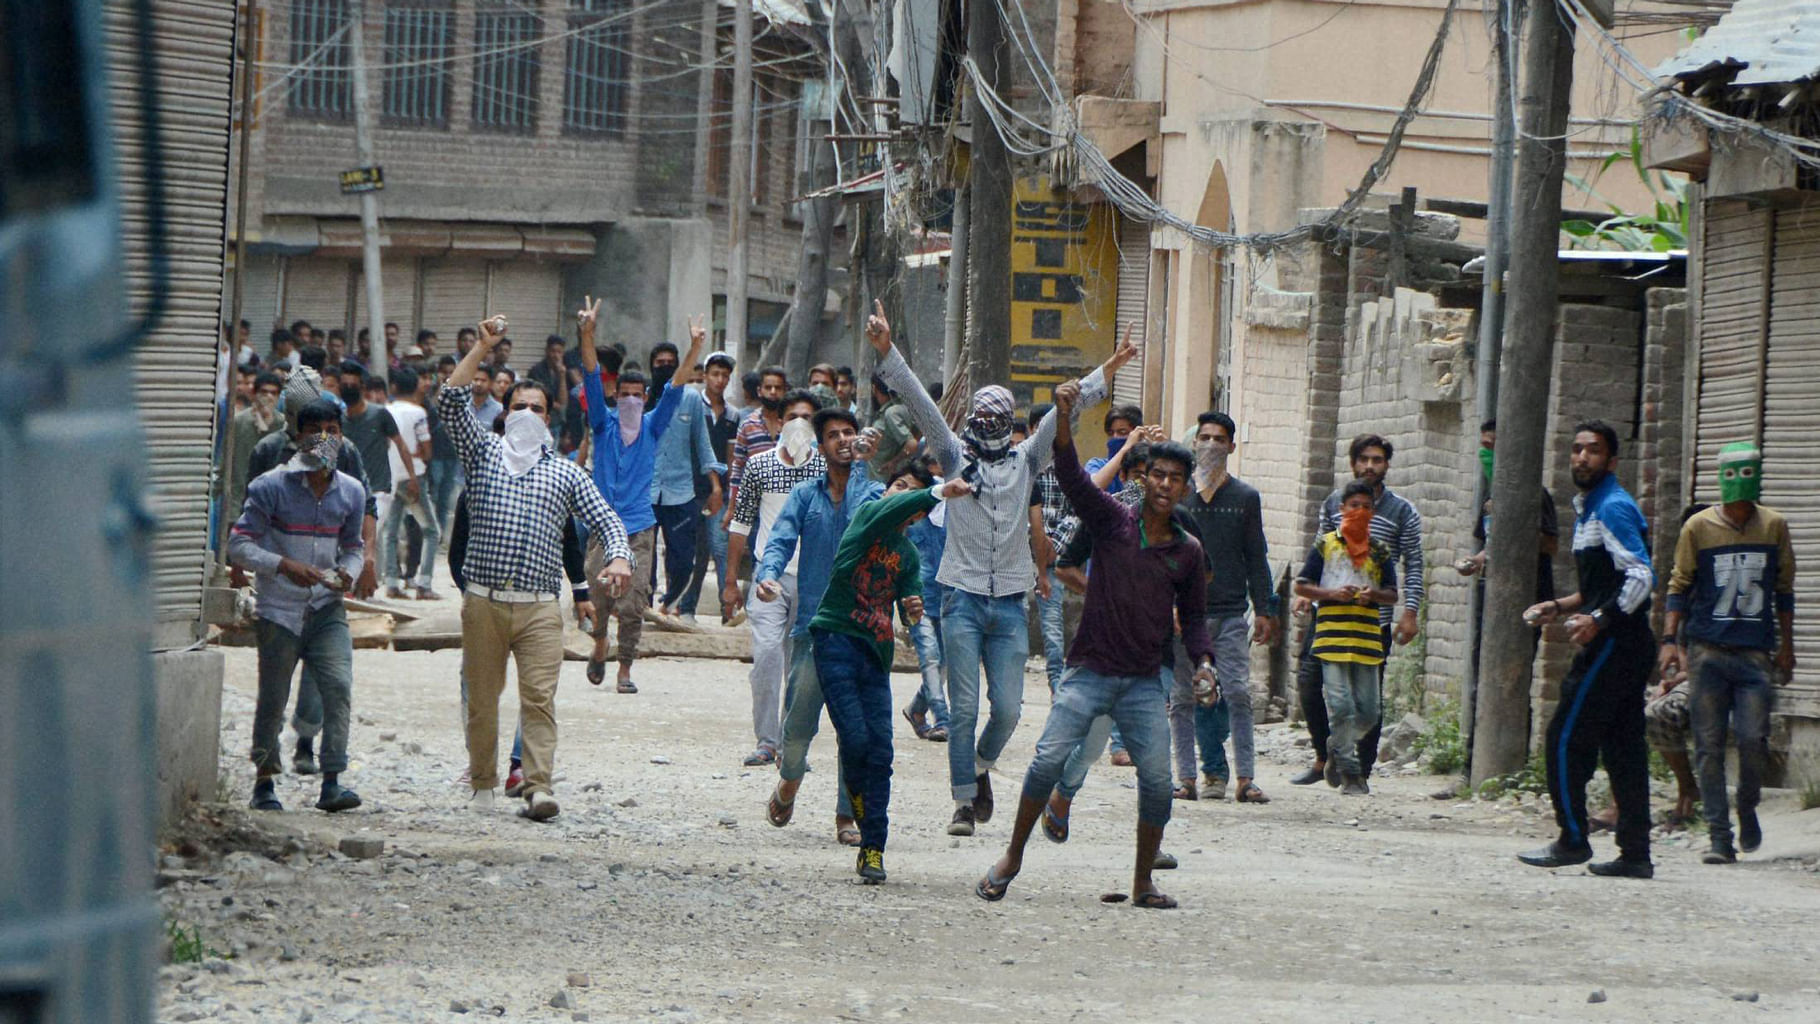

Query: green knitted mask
left=1718, top=442, right=1762, bottom=503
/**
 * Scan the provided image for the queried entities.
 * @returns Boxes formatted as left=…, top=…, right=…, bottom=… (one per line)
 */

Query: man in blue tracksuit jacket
left=1518, top=420, right=1656, bottom=878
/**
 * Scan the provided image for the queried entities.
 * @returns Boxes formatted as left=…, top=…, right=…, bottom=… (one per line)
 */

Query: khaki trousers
left=461, top=593, right=565, bottom=795
left=589, top=527, right=657, bottom=666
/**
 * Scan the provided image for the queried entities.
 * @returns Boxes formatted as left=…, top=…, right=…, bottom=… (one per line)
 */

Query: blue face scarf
left=1106, top=436, right=1127, bottom=460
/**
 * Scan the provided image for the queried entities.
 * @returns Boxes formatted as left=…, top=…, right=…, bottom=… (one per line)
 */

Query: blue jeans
left=427, top=457, right=462, bottom=536
left=779, top=632, right=854, bottom=819
left=813, top=628, right=895, bottom=850
left=380, top=488, right=441, bottom=589
left=653, top=499, right=700, bottom=611
left=1170, top=615, right=1252, bottom=780
left=1689, top=642, right=1775, bottom=846
left=1322, top=660, right=1381, bottom=777
left=1028, top=665, right=1173, bottom=827
left=683, top=504, right=726, bottom=616
left=252, top=604, right=353, bottom=777
left=1032, top=568, right=1066, bottom=691
left=907, top=614, right=951, bottom=728
left=942, top=589, right=1029, bottom=801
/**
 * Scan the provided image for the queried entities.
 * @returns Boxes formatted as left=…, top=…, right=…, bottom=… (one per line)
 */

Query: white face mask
left=501, top=409, right=549, bottom=477
left=779, top=417, right=816, bottom=465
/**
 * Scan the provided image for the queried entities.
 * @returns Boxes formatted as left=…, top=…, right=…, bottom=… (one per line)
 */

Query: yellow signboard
left=1009, top=175, right=1118, bottom=450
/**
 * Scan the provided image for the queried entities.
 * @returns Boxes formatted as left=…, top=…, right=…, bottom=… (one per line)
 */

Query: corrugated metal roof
left=1657, top=0, right=1820, bottom=85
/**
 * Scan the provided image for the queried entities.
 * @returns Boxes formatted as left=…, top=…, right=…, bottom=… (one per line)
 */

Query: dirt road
left=159, top=643, right=1820, bottom=1023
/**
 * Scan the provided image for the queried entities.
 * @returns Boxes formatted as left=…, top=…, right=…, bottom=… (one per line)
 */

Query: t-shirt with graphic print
left=809, top=486, right=939, bottom=670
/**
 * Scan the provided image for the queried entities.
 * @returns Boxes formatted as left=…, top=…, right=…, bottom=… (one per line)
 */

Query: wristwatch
left=1589, top=609, right=1606, bottom=629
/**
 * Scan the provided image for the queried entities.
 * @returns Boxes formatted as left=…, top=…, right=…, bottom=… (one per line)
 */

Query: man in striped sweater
left=1290, top=433, right=1425, bottom=787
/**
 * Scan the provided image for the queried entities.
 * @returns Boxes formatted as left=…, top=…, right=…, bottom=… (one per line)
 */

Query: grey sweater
left=875, top=345, right=1107, bottom=598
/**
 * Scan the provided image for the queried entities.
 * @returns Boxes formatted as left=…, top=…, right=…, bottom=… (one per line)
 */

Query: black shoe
left=1701, top=840, right=1737, bottom=865
left=315, top=784, right=363, bottom=813
left=249, top=781, right=283, bottom=813
left=972, top=773, right=995, bottom=824
left=1588, top=858, right=1654, bottom=879
left=1323, top=759, right=1342, bottom=788
left=946, top=805, right=976, bottom=836
left=1739, top=809, right=1762, bottom=853
left=1289, top=765, right=1325, bottom=786
left=1517, top=841, right=1594, bottom=868
left=856, top=847, right=886, bottom=884
left=1340, top=775, right=1369, bottom=796
left=293, top=738, right=318, bottom=776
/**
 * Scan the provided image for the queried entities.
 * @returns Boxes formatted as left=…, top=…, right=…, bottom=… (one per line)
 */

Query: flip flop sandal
left=1041, top=803, right=1069, bottom=844
left=901, top=707, right=932, bottom=739
left=250, top=794, right=284, bottom=812
left=837, top=826, right=862, bottom=847
left=1153, top=851, right=1179, bottom=870
left=1132, top=891, right=1178, bottom=910
left=976, top=865, right=1016, bottom=902
left=742, top=748, right=777, bottom=767
left=616, top=679, right=638, bottom=694
left=1237, top=783, right=1271, bottom=804
left=926, top=726, right=949, bottom=743
left=586, top=658, right=607, bottom=686
left=767, top=788, right=795, bottom=827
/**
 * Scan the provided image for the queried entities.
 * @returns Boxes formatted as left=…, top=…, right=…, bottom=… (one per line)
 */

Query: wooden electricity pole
left=1472, top=0, right=1577, bottom=786
left=727, top=0, right=753, bottom=365
left=964, top=0, right=1011, bottom=389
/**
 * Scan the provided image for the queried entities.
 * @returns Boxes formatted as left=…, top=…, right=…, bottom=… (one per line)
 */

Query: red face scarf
left=1340, top=506, right=1373, bottom=568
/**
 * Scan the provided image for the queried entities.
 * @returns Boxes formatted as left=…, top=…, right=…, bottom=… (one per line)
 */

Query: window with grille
left=383, top=4, right=453, bottom=126
left=288, top=0, right=351, bottom=119
left=564, top=0, right=629, bottom=136
left=472, top=8, right=539, bottom=132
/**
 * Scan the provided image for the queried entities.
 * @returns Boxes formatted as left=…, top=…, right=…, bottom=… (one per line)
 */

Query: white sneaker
left=679, top=613, right=698, bottom=626
left=469, top=787, right=496, bottom=813
left=525, top=791, right=560, bottom=822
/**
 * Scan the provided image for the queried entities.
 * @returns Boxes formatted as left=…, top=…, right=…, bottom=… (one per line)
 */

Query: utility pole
left=1461, top=0, right=1518, bottom=765
left=1472, top=0, right=1576, bottom=786
left=965, top=0, right=1011, bottom=389
left=349, top=0, right=384, bottom=354
left=943, top=183, right=969, bottom=383
left=727, top=0, right=753, bottom=365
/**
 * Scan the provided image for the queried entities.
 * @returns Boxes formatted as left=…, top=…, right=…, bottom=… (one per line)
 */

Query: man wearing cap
left=865, top=301, right=1139, bottom=836
left=1660, top=442, right=1797, bottom=865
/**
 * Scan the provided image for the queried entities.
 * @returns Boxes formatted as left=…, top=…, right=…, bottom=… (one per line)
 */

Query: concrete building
left=228, top=0, right=831, bottom=361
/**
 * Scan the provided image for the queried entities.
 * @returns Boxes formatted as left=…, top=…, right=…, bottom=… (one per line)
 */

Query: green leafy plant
left=165, top=918, right=221, bottom=964
left=1413, top=696, right=1467, bottom=776
left=1793, top=752, right=1820, bottom=811
left=1563, top=128, right=1689, bottom=253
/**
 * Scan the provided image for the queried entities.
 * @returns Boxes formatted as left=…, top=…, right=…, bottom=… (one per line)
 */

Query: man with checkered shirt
left=440, top=313, right=633, bottom=823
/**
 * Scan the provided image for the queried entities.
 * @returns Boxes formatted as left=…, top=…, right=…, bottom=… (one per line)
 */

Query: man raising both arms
left=867, top=302, right=1139, bottom=836
left=976, top=378, right=1214, bottom=908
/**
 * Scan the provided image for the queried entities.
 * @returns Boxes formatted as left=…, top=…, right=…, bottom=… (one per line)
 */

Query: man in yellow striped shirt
left=1294, top=481, right=1397, bottom=795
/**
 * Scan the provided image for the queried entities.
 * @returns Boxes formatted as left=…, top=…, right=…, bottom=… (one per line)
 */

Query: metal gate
left=420, top=258, right=490, bottom=340
left=1692, top=198, right=1771, bottom=501
left=115, top=0, right=238, bottom=649
left=1111, top=214, right=1148, bottom=410
left=1763, top=199, right=1820, bottom=717
left=282, top=255, right=354, bottom=336
left=486, top=260, right=564, bottom=344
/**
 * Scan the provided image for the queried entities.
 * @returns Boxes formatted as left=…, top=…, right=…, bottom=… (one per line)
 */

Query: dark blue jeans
left=654, top=499, right=701, bottom=612
left=1689, top=642, right=1775, bottom=847
left=812, top=628, right=895, bottom=851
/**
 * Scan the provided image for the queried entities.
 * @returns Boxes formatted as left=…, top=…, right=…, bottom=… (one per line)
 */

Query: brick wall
left=1637, top=288, right=1689, bottom=635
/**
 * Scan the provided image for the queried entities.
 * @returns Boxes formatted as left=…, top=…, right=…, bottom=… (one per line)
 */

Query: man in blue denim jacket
left=754, top=406, right=884, bottom=847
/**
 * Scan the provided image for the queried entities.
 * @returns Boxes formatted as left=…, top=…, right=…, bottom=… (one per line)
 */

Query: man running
left=976, top=379, right=1213, bottom=909
left=867, top=303, right=1139, bottom=836
left=755, top=405, right=882, bottom=846
left=1660, top=442, right=1796, bottom=864
left=812, top=468, right=971, bottom=883
left=1518, top=420, right=1656, bottom=878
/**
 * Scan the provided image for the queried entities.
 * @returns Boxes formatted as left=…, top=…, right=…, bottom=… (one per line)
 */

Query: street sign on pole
left=339, top=165, right=384, bottom=194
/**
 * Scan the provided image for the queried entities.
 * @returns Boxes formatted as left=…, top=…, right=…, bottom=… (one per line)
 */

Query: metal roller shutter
left=1111, top=214, right=1148, bottom=410
left=108, top=0, right=237, bottom=646
left=237, top=251, right=283, bottom=336
left=421, top=259, right=491, bottom=339
left=283, top=256, right=355, bottom=336
left=1692, top=199, right=1770, bottom=501
left=354, top=256, right=421, bottom=340
left=1763, top=199, right=1820, bottom=712
left=486, top=260, right=563, bottom=344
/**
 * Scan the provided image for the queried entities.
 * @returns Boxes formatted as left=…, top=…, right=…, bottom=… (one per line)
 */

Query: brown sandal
left=766, top=787, right=794, bottom=828
left=1236, top=782, right=1271, bottom=804
left=836, top=826, right=862, bottom=847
